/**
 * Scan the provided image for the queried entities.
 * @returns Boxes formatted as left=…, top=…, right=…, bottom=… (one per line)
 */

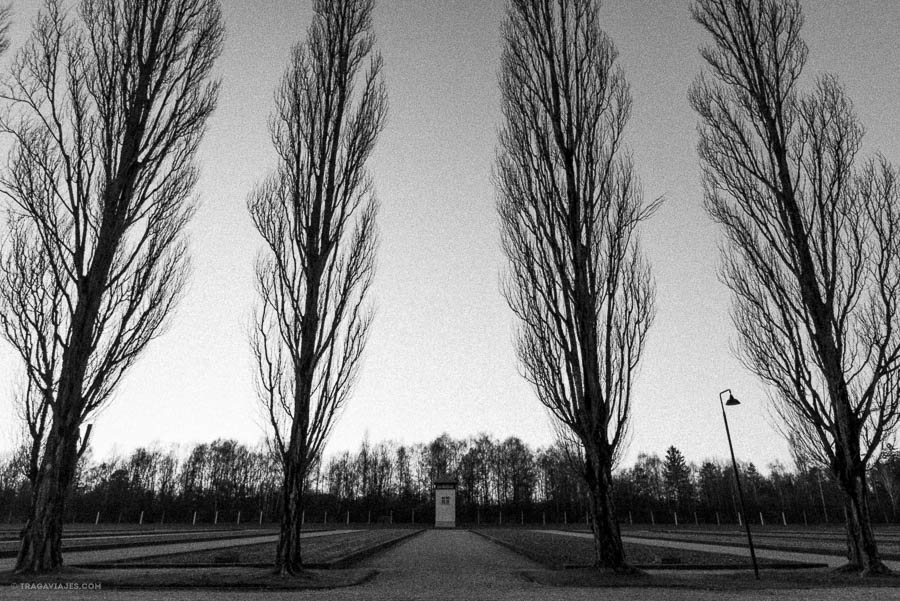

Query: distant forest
left=2, top=434, right=899, bottom=527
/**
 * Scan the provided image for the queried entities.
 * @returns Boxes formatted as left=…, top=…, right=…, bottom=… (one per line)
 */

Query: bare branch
left=496, top=0, right=657, bottom=570
left=247, top=0, right=384, bottom=575
left=0, top=0, right=223, bottom=574
left=691, top=0, right=899, bottom=574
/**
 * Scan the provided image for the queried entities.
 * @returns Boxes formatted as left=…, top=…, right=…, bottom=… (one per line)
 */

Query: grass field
left=1, top=565, right=377, bottom=590
left=522, top=567, right=900, bottom=590
left=115, top=529, right=419, bottom=567
left=472, top=523, right=900, bottom=558
left=0, top=529, right=421, bottom=590
left=0, top=526, right=279, bottom=558
left=619, top=524, right=900, bottom=559
left=474, top=529, right=820, bottom=569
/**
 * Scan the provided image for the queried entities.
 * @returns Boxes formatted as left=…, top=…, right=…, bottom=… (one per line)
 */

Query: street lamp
left=719, top=389, right=760, bottom=579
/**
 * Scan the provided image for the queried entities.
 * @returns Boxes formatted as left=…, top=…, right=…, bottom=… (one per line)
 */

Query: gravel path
left=352, top=528, right=542, bottom=597
left=4, top=529, right=900, bottom=600
left=0, top=529, right=354, bottom=572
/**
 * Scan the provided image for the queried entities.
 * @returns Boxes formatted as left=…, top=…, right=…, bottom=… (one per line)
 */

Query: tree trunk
left=15, top=421, right=80, bottom=573
left=274, top=462, right=304, bottom=575
left=14, top=175, right=120, bottom=573
left=829, top=380, right=888, bottom=575
left=838, top=470, right=888, bottom=575
left=584, top=452, right=630, bottom=572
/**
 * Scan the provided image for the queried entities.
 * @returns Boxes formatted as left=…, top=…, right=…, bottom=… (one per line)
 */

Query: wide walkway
left=354, top=528, right=542, bottom=597
left=4, top=529, right=900, bottom=600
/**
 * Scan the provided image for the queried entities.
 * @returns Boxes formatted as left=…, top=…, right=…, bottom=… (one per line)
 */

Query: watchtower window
left=440, top=495, right=450, bottom=505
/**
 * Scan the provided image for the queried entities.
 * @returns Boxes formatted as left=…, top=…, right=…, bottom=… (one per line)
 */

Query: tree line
left=3, top=434, right=899, bottom=527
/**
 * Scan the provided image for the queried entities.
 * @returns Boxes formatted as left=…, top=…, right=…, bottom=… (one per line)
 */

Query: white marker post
left=139, top=511, right=144, bottom=525
left=95, top=512, right=100, bottom=525
left=192, top=511, right=197, bottom=526
left=236, top=511, right=241, bottom=525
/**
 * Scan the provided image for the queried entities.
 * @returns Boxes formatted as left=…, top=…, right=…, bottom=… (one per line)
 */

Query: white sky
left=2, top=0, right=900, bottom=471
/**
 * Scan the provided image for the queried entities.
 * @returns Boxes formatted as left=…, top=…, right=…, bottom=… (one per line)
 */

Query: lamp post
left=719, top=389, right=760, bottom=579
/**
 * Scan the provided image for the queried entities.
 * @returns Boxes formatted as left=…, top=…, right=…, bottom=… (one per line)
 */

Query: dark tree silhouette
left=1, top=431, right=880, bottom=529
left=690, top=0, right=900, bottom=574
left=663, top=446, right=692, bottom=514
left=0, top=0, right=223, bottom=573
left=496, top=0, right=659, bottom=571
left=247, top=0, right=385, bottom=575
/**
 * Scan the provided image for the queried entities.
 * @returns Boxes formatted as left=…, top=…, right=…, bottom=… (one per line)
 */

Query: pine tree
left=663, top=446, right=692, bottom=514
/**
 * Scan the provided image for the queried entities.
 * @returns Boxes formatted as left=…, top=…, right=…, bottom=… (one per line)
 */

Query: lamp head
left=725, top=394, right=740, bottom=406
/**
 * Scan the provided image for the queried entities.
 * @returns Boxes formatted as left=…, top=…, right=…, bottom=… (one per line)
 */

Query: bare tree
left=690, top=0, right=900, bottom=575
left=497, top=0, right=658, bottom=571
left=0, top=0, right=223, bottom=573
left=247, top=0, right=385, bottom=576
left=0, top=238, right=75, bottom=489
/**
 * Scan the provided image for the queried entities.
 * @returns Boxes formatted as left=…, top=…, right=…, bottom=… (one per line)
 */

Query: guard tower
left=434, top=476, right=458, bottom=528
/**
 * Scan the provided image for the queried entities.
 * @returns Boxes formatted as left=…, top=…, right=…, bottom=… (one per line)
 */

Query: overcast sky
left=2, top=0, right=900, bottom=471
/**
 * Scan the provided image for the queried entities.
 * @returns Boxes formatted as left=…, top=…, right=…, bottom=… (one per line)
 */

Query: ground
left=3, top=527, right=900, bottom=599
